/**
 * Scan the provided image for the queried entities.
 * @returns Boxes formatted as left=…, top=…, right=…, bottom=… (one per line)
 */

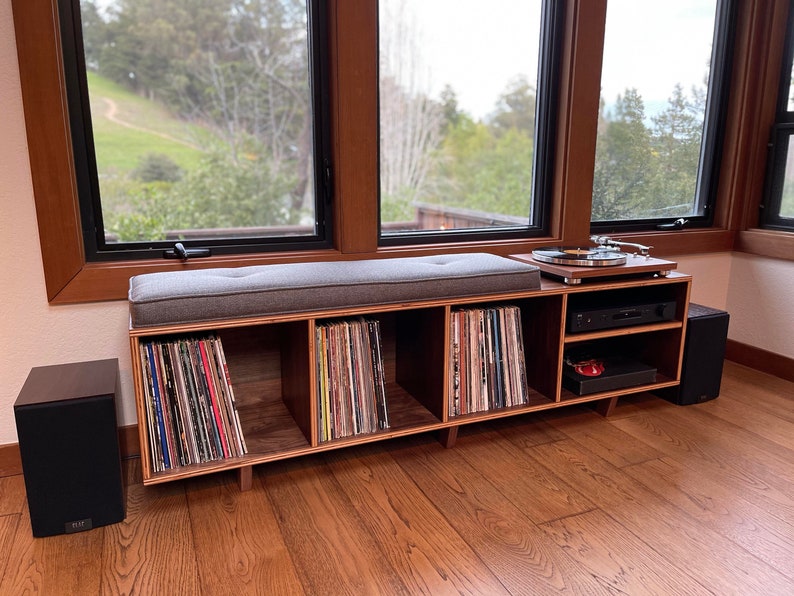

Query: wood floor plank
left=526, top=438, right=794, bottom=594
left=324, top=442, right=509, bottom=595
left=0, top=514, right=20, bottom=589
left=719, top=361, right=794, bottom=422
left=185, top=471, right=305, bottom=595
left=625, top=456, right=794, bottom=581
left=0, top=474, right=26, bottom=585
left=536, top=405, right=663, bottom=468
left=695, top=386, right=794, bottom=452
left=263, top=456, right=411, bottom=595
left=538, top=508, right=710, bottom=595
left=453, top=421, right=595, bottom=524
left=611, top=405, right=794, bottom=521
left=100, top=482, right=200, bottom=595
left=0, top=512, right=40, bottom=595
left=0, top=502, right=104, bottom=595
left=0, top=474, right=26, bottom=516
left=465, top=410, right=569, bottom=447
left=389, top=435, right=617, bottom=595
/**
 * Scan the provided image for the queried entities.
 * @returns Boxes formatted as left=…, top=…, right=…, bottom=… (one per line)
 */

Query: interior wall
left=674, top=254, right=732, bottom=311
left=0, top=2, right=134, bottom=446
left=724, top=253, right=794, bottom=358
left=675, top=252, right=794, bottom=360
left=1, top=0, right=792, bottom=447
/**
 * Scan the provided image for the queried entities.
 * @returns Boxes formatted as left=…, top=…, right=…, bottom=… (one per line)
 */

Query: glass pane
left=379, top=0, right=543, bottom=236
left=780, top=137, right=794, bottom=218
left=592, top=0, right=718, bottom=222
left=80, top=0, right=316, bottom=244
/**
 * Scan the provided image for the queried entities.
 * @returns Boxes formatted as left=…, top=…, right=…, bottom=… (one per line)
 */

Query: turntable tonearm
left=590, top=235, right=653, bottom=257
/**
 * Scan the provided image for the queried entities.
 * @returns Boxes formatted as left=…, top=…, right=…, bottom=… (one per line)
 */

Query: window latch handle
left=656, top=218, right=688, bottom=231
left=163, top=242, right=211, bottom=260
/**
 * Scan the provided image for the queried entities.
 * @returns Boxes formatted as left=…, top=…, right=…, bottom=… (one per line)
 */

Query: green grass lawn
left=86, top=72, right=207, bottom=174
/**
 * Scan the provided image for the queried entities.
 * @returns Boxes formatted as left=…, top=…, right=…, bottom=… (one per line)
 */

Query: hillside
left=86, top=72, right=206, bottom=174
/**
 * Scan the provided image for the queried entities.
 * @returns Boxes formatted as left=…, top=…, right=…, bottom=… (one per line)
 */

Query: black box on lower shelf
left=563, top=355, right=657, bottom=396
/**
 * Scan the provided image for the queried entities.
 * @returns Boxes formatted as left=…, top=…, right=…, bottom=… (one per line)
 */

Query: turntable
left=512, top=236, right=677, bottom=285
left=531, top=246, right=627, bottom=267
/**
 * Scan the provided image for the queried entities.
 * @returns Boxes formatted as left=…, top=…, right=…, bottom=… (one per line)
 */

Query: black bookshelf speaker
left=654, top=303, right=730, bottom=405
left=14, top=359, right=125, bottom=537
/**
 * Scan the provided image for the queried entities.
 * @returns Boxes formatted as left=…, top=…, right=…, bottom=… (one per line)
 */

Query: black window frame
left=57, top=0, right=334, bottom=262
left=590, top=0, right=737, bottom=235
left=760, top=1, right=794, bottom=232
left=376, top=0, right=564, bottom=247
left=761, top=124, right=794, bottom=231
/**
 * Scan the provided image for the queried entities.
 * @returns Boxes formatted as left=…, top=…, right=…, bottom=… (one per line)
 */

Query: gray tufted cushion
left=128, top=253, right=540, bottom=328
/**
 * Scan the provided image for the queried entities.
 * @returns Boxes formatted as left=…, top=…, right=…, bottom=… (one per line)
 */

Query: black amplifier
left=568, top=300, right=676, bottom=333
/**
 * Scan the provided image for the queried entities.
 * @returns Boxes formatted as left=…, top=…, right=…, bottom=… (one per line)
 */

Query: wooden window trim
left=731, top=0, right=794, bottom=260
left=13, top=0, right=761, bottom=305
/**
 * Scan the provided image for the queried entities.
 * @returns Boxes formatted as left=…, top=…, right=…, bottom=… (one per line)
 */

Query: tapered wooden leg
left=238, top=465, right=253, bottom=491
left=438, top=427, right=459, bottom=448
left=594, top=396, right=619, bottom=417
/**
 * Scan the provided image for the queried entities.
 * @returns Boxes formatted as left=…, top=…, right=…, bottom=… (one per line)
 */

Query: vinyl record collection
left=138, top=333, right=247, bottom=472
left=448, top=305, right=529, bottom=416
left=315, top=318, right=390, bottom=442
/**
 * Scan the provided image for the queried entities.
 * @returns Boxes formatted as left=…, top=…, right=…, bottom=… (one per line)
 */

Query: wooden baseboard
left=0, top=442, right=23, bottom=478
left=725, top=339, right=794, bottom=383
left=0, top=424, right=140, bottom=479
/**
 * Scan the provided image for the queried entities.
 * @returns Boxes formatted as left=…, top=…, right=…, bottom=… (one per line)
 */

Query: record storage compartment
left=129, top=270, right=692, bottom=488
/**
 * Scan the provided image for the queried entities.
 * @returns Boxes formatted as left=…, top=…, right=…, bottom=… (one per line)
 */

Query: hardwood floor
left=1, top=360, right=793, bottom=595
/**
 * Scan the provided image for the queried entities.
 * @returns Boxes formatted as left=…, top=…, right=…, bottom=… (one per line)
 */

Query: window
left=15, top=0, right=757, bottom=303
left=377, top=0, right=561, bottom=243
left=58, top=0, right=332, bottom=261
left=761, top=1, right=794, bottom=232
left=591, top=0, right=735, bottom=231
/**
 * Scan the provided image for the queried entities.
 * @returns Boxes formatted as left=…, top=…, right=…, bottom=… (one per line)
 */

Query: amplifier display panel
left=567, top=301, right=676, bottom=333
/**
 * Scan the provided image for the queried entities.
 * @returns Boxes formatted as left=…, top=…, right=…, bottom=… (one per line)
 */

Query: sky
left=87, top=0, right=719, bottom=122
left=600, top=0, right=717, bottom=118
left=383, top=0, right=718, bottom=122
left=414, top=1, right=542, bottom=119
left=381, top=0, right=542, bottom=120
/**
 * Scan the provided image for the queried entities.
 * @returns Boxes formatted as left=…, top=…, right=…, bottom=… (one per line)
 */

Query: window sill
left=735, top=228, right=794, bottom=262
left=586, top=228, right=736, bottom=258
left=52, top=242, right=561, bottom=304
left=48, top=228, right=738, bottom=304
left=49, top=250, right=345, bottom=304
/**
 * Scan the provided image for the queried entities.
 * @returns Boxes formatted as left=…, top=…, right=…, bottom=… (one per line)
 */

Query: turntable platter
left=531, top=247, right=627, bottom=267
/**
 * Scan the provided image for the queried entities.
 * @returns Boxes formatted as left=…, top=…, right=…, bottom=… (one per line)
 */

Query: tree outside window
left=69, top=0, right=323, bottom=248
left=378, top=0, right=548, bottom=238
left=592, top=0, right=725, bottom=226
